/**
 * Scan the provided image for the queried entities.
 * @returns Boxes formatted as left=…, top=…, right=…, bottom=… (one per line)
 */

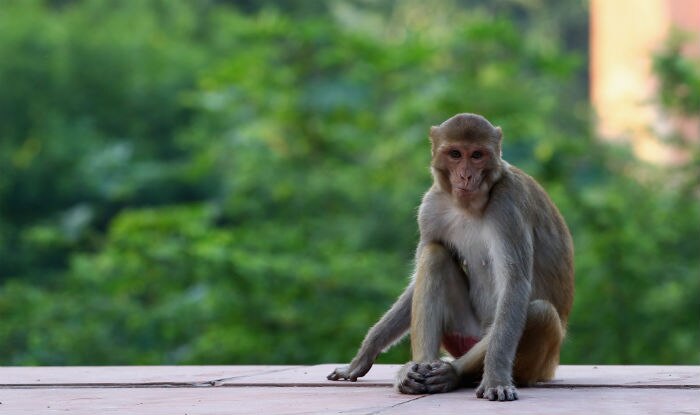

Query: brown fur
left=328, top=113, right=574, bottom=402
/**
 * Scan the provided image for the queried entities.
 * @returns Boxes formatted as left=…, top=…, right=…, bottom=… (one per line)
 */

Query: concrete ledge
left=0, top=365, right=698, bottom=414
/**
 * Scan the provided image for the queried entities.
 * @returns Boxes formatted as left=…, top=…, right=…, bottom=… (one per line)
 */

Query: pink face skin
left=441, top=143, right=492, bottom=198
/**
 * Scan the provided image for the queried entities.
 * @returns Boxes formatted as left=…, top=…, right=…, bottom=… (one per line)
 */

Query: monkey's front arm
left=475, top=220, right=533, bottom=400
left=327, top=285, right=413, bottom=381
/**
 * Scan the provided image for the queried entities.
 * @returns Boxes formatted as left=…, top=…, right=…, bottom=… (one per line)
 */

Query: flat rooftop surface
left=0, top=364, right=698, bottom=414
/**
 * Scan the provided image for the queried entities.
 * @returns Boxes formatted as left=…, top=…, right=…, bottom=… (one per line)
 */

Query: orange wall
left=590, top=0, right=700, bottom=163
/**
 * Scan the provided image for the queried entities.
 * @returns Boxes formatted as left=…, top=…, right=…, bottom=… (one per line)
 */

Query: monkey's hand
left=395, top=360, right=459, bottom=394
left=421, top=360, right=460, bottom=394
left=476, top=375, right=518, bottom=401
left=395, top=362, right=427, bottom=394
left=327, top=358, right=372, bottom=382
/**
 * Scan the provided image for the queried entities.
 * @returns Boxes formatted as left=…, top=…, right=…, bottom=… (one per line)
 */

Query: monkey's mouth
left=455, top=186, right=478, bottom=196
left=456, top=180, right=483, bottom=194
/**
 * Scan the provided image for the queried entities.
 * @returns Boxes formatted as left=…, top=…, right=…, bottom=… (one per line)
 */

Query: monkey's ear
left=429, top=126, right=440, bottom=157
left=429, top=126, right=440, bottom=141
left=495, top=126, right=503, bottom=157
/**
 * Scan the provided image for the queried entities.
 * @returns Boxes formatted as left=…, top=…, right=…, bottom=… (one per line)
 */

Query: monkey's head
left=429, top=113, right=504, bottom=211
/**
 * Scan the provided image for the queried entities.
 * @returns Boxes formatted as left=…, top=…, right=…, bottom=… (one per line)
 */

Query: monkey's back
left=493, top=165, right=575, bottom=323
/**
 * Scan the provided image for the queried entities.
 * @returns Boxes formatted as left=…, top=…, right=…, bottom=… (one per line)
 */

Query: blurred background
left=0, top=0, right=698, bottom=366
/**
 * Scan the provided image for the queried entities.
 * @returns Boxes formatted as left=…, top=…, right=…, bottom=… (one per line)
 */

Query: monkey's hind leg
left=513, top=299, right=565, bottom=385
left=396, top=242, right=472, bottom=394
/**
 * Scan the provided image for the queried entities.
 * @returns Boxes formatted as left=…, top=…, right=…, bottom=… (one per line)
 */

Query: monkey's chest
left=444, top=229, right=498, bottom=323
left=460, top=253, right=496, bottom=323
left=440, top=212, right=490, bottom=263
left=445, top=230, right=492, bottom=283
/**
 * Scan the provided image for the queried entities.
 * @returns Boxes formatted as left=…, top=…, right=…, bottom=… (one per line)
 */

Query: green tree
left=0, top=0, right=697, bottom=366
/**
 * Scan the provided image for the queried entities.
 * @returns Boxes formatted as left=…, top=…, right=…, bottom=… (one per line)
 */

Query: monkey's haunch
left=442, top=333, right=480, bottom=358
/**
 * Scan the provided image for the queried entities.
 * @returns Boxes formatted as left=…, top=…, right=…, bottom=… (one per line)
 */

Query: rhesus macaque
left=327, top=113, right=574, bottom=401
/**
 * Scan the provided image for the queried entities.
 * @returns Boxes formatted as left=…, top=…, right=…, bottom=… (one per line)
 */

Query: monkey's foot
left=395, top=361, right=459, bottom=394
left=476, top=381, right=518, bottom=401
left=327, top=361, right=371, bottom=382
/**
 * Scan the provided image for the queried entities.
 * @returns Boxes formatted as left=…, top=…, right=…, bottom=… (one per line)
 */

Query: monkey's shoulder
left=491, top=163, right=539, bottom=196
left=492, top=163, right=572, bottom=246
left=489, top=164, right=559, bottom=216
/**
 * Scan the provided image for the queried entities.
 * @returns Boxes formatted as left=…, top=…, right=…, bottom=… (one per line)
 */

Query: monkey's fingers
left=397, top=375, right=427, bottom=394
left=327, top=366, right=352, bottom=381
left=427, top=360, right=452, bottom=373
left=422, top=362, right=459, bottom=394
left=326, top=371, right=343, bottom=381
left=476, top=384, right=518, bottom=401
left=406, top=370, right=425, bottom=383
left=416, top=362, right=437, bottom=377
left=398, top=364, right=428, bottom=394
left=491, top=385, right=517, bottom=401
left=328, top=361, right=373, bottom=382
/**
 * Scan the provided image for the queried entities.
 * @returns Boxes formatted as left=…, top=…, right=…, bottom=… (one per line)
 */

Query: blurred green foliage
left=0, top=0, right=698, bottom=366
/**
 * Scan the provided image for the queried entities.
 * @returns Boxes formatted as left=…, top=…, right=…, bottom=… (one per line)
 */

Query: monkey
left=327, top=113, right=574, bottom=401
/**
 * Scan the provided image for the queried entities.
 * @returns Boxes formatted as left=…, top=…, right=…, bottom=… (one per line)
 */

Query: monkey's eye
left=448, top=150, right=461, bottom=159
left=471, top=151, right=483, bottom=160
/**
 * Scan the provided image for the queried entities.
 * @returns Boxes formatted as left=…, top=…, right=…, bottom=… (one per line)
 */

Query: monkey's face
left=437, top=143, right=496, bottom=199
left=429, top=114, right=503, bottom=210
